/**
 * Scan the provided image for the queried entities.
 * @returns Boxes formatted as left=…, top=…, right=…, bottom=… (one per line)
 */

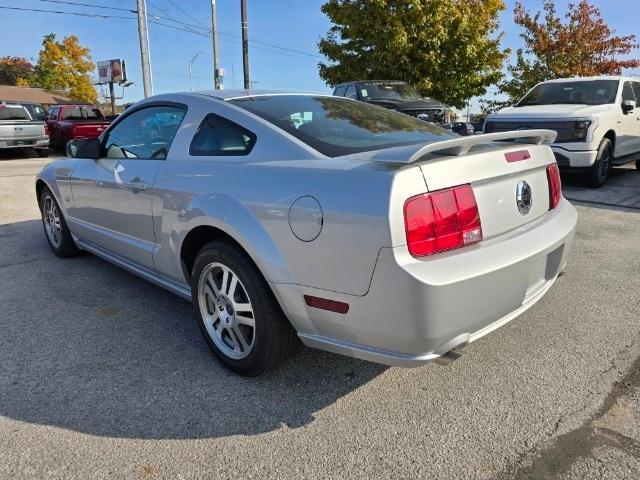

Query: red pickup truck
left=46, top=105, right=111, bottom=149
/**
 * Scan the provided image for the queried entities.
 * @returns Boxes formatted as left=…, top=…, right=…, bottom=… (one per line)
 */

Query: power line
left=1, top=4, right=325, bottom=62
left=0, top=5, right=135, bottom=19
left=36, top=0, right=135, bottom=13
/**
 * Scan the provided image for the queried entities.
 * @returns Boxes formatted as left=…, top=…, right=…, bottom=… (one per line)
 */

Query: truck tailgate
left=73, top=122, right=110, bottom=138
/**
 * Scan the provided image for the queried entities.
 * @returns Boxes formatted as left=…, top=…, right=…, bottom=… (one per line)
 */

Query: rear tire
left=35, top=148, right=49, bottom=158
left=39, top=187, right=79, bottom=257
left=190, top=240, right=301, bottom=376
left=586, top=138, right=613, bottom=188
left=636, top=160, right=640, bottom=171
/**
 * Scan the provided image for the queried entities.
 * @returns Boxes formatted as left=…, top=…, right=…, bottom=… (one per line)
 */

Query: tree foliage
left=499, top=0, right=640, bottom=103
left=318, top=0, right=509, bottom=109
left=32, top=34, right=97, bottom=104
left=0, top=57, right=34, bottom=86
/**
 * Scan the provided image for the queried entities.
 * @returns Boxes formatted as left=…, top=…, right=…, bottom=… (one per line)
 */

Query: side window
left=48, top=107, right=58, bottom=118
left=104, top=105, right=186, bottom=160
left=189, top=114, right=256, bottom=156
left=622, top=82, right=636, bottom=102
left=334, top=85, right=347, bottom=97
left=345, top=85, right=357, bottom=99
left=633, top=83, right=640, bottom=104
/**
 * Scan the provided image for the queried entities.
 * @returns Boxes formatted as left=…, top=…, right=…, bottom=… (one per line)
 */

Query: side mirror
left=67, top=138, right=101, bottom=159
left=622, top=99, right=636, bottom=114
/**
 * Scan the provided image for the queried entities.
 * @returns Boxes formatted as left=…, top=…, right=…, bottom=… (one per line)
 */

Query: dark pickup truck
left=46, top=105, right=111, bottom=149
left=333, top=80, right=446, bottom=122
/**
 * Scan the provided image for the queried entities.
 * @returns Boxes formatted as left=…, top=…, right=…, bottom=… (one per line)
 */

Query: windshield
left=518, top=80, right=619, bottom=106
left=230, top=95, right=452, bottom=157
left=359, top=81, right=422, bottom=101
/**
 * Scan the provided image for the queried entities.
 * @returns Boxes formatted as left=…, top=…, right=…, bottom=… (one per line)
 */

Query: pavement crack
left=493, top=339, right=640, bottom=480
left=0, top=256, right=54, bottom=269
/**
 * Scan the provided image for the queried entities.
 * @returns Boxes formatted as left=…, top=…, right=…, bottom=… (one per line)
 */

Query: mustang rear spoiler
left=408, top=129, right=558, bottom=161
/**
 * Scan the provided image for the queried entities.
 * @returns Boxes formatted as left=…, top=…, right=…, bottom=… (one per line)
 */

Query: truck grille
left=485, top=121, right=577, bottom=142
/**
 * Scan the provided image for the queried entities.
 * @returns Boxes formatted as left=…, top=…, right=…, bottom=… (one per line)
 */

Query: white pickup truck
left=485, top=76, right=640, bottom=187
left=0, top=103, right=49, bottom=157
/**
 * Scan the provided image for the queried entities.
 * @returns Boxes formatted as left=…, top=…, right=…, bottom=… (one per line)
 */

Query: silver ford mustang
left=36, top=90, right=577, bottom=376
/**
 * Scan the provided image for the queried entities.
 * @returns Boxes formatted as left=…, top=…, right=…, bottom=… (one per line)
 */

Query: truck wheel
left=636, top=160, right=640, bottom=171
left=586, top=138, right=613, bottom=188
left=191, top=240, right=301, bottom=376
left=35, top=148, right=49, bottom=158
left=39, top=187, right=79, bottom=257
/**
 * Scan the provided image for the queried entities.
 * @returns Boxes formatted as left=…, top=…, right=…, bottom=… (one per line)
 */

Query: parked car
left=442, top=122, right=475, bottom=136
left=471, top=121, right=485, bottom=134
left=37, top=91, right=577, bottom=376
left=333, top=80, right=446, bottom=122
left=485, top=76, right=640, bottom=187
left=0, top=102, right=49, bottom=157
left=45, top=104, right=111, bottom=150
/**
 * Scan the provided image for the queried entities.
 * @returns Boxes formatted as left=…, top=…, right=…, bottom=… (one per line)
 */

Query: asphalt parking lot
left=1, top=152, right=640, bottom=479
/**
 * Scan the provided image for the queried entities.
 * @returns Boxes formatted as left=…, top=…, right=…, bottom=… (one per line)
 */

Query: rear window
left=0, top=106, right=30, bottom=121
left=61, top=107, right=103, bottom=120
left=230, top=95, right=452, bottom=157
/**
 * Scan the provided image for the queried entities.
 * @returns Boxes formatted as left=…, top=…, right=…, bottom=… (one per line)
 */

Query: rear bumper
left=0, top=136, right=49, bottom=149
left=292, top=199, right=578, bottom=366
left=551, top=146, right=598, bottom=168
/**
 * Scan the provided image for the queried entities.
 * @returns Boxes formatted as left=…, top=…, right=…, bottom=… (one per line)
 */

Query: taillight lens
left=547, top=164, right=562, bottom=209
left=43, top=123, right=49, bottom=136
left=404, top=185, right=482, bottom=257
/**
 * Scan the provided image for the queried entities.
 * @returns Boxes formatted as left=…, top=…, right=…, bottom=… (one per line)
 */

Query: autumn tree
left=318, top=0, right=509, bottom=109
left=499, top=0, right=640, bottom=103
left=32, top=33, right=97, bottom=104
left=0, top=57, right=34, bottom=86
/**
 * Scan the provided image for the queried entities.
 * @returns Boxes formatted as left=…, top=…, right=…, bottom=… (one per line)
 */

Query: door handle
left=124, top=178, right=149, bottom=192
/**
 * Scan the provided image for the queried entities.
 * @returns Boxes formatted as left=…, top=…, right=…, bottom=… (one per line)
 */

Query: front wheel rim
left=599, top=148, right=612, bottom=181
left=197, top=262, right=256, bottom=360
left=43, top=196, right=62, bottom=248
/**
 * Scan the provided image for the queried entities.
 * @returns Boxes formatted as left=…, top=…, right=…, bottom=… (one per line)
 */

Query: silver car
left=36, top=91, right=577, bottom=376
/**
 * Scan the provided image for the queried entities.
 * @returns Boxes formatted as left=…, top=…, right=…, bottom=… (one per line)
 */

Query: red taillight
left=404, top=185, right=482, bottom=257
left=304, top=295, right=350, bottom=314
left=547, top=164, right=562, bottom=209
left=43, top=123, right=49, bottom=136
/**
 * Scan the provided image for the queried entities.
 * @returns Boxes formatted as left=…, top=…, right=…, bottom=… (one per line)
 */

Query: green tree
left=32, top=33, right=97, bottom=104
left=318, top=0, right=509, bottom=109
left=0, top=57, right=34, bottom=86
left=499, top=0, right=640, bottom=103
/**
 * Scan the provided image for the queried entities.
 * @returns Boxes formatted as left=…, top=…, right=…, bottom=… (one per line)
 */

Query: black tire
left=35, top=148, right=49, bottom=158
left=190, top=240, right=301, bottom=376
left=636, top=160, right=640, bottom=171
left=586, top=138, right=613, bottom=188
left=39, top=187, right=79, bottom=257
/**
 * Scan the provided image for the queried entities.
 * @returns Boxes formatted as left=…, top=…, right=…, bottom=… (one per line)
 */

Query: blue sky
left=1, top=0, right=638, bottom=112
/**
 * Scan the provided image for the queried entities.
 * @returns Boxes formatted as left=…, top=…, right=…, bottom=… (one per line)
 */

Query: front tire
left=586, top=138, right=613, bottom=188
left=39, top=188, right=79, bottom=257
left=190, top=240, right=301, bottom=376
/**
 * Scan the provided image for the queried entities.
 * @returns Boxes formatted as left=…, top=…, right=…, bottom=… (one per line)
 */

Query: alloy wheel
left=197, top=262, right=256, bottom=359
left=43, top=195, right=62, bottom=248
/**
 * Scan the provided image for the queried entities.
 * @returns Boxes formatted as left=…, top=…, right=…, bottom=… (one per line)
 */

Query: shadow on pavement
left=561, top=166, right=640, bottom=212
left=0, top=220, right=386, bottom=440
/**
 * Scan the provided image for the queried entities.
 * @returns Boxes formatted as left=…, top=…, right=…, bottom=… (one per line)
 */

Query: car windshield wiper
left=550, top=101, right=587, bottom=105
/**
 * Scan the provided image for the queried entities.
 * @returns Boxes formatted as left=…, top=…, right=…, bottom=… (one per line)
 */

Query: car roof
left=193, top=89, right=332, bottom=101
left=542, top=76, right=637, bottom=83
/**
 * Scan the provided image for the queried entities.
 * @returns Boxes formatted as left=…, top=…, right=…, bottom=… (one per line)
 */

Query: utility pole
left=136, top=0, right=153, bottom=97
left=211, top=0, right=222, bottom=89
left=109, top=81, right=116, bottom=115
left=240, top=0, right=250, bottom=89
